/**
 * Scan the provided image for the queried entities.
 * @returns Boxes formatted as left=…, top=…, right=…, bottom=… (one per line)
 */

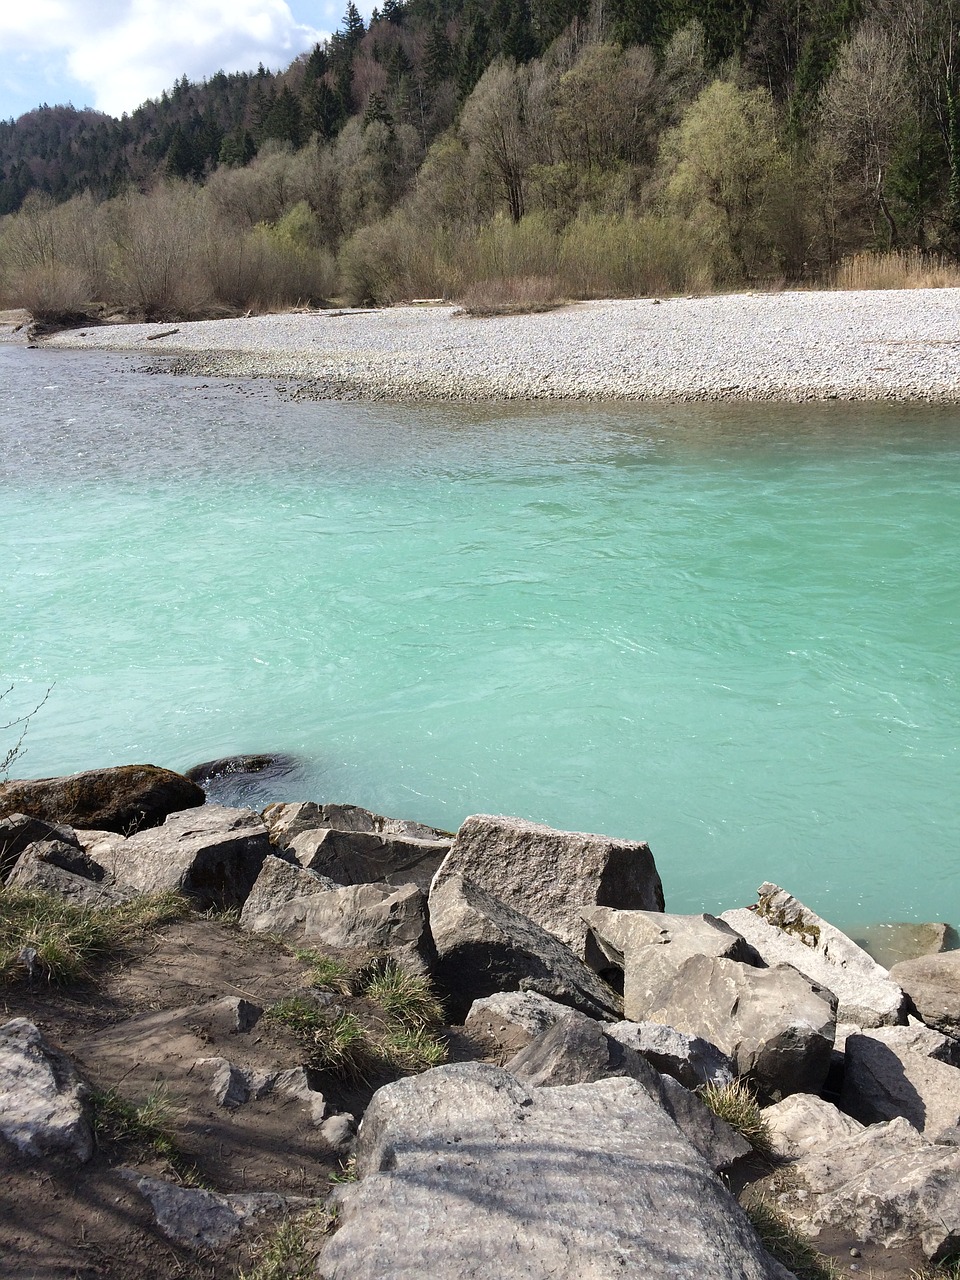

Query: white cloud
left=0, top=0, right=334, bottom=117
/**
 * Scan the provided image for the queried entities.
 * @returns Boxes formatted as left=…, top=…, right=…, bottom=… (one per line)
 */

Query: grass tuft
left=700, top=1078, right=775, bottom=1158
left=0, top=887, right=187, bottom=985
left=379, top=1025, right=447, bottom=1073
left=911, top=1261, right=960, bottom=1280
left=238, top=1209, right=333, bottom=1280
left=293, top=948, right=354, bottom=994
left=744, top=1196, right=840, bottom=1280
left=456, top=274, right=565, bottom=316
left=92, top=1084, right=181, bottom=1160
left=355, top=959, right=444, bottom=1028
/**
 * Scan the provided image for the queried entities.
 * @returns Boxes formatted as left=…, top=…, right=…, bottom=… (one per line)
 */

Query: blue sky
left=0, top=2, right=377, bottom=122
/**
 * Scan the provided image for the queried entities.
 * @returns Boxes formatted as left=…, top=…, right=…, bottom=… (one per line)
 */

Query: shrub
left=834, top=249, right=960, bottom=290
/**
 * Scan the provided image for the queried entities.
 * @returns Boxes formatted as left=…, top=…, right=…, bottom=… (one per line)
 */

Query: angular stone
left=853, top=922, right=958, bottom=970
left=841, top=1028, right=960, bottom=1136
left=102, top=804, right=271, bottom=910
left=0, top=813, right=82, bottom=878
left=890, top=952, right=960, bottom=1035
left=264, top=800, right=448, bottom=844
left=583, top=908, right=755, bottom=1016
left=320, top=1063, right=792, bottom=1279
left=644, top=954, right=836, bottom=1099
left=464, top=991, right=571, bottom=1056
left=606, top=1020, right=736, bottom=1089
left=763, top=1093, right=864, bottom=1160
left=0, top=1018, right=93, bottom=1161
left=428, top=873, right=622, bottom=1021
left=504, top=1010, right=749, bottom=1173
left=120, top=1172, right=297, bottom=1250
left=240, top=855, right=433, bottom=973
left=321, top=1112, right=356, bottom=1153
left=5, top=841, right=134, bottom=906
left=434, top=814, right=663, bottom=958
left=288, top=828, right=449, bottom=892
left=792, top=1116, right=960, bottom=1259
left=721, top=885, right=906, bottom=1027
left=0, top=764, right=205, bottom=834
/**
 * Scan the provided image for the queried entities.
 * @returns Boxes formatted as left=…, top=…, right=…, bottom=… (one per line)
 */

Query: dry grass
left=456, top=274, right=566, bottom=316
left=744, top=1196, right=841, bottom=1279
left=834, top=249, right=960, bottom=291
left=700, top=1078, right=775, bottom=1158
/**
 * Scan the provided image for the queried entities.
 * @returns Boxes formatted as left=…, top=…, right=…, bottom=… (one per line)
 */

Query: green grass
left=355, top=959, right=444, bottom=1028
left=379, top=1025, right=447, bottom=1073
left=700, top=1078, right=775, bottom=1159
left=238, top=1209, right=333, bottom=1280
left=293, top=948, right=354, bottom=994
left=0, top=887, right=187, bottom=985
left=744, top=1197, right=840, bottom=1280
left=265, top=1000, right=380, bottom=1082
left=92, top=1084, right=181, bottom=1160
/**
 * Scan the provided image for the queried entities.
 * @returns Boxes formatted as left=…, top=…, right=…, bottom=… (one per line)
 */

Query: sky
left=0, top=1, right=377, bottom=122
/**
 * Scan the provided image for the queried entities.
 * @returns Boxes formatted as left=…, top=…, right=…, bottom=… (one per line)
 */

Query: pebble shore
left=37, top=289, right=960, bottom=401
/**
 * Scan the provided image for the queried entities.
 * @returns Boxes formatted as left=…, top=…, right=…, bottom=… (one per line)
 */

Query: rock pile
left=1, top=762, right=959, bottom=1278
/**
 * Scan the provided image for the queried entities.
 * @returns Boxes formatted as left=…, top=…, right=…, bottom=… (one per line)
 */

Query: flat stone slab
left=721, top=884, right=906, bottom=1027
left=433, top=813, right=664, bottom=958
left=120, top=1171, right=307, bottom=1250
left=319, top=1063, right=792, bottom=1279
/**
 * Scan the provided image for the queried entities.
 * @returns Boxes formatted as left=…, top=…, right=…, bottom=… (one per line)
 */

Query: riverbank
left=35, top=289, right=960, bottom=402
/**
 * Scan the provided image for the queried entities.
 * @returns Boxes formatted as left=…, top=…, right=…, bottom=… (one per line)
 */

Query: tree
left=460, top=59, right=531, bottom=222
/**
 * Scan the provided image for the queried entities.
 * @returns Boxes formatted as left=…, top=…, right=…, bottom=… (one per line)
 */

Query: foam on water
left=2, top=347, right=958, bottom=928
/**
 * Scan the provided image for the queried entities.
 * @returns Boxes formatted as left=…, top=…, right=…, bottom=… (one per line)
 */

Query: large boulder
left=606, top=1020, right=736, bottom=1090
left=433, top=814, right=663, bottom=959
left=763, top=1093, right=864, bottom=1160
left=0, top=1019, right=93, bottom=1161
left=428, top=873, right=622, bottom=1021
left=0, top=813, right=81, bottom=878
left=240, top=854, right=433, bottom=973
left=0, top=764, right=204, bottom=834
left=504, top=1010, right=750, bottom=1172
left=100, top=804, right=270, bottom=910
left=841, top=1027, right=960, bottom=1137
left=791, top=1115, right=960, bottom=1260
left=644, top=954, right=837, bottom=1099
left=890, top=952, right=960, bottom=1035
left=722, top=885, right=906, bottom=1027
left=5, top=837, right=134, bottom=906
left=582, top=908, right=754, bottom=1017
left=464, top=991, right=571, bottom=1056
left=319, top=1063, right=792, bottom=1279
left=263, top=801, right=451, bottom=891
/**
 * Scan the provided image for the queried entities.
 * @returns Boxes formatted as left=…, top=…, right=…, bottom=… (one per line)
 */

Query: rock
left=464, top=991, right=571, bottom=1056
left=319, top=1063, right=792, bottom=1279
left=434, top=814, right=663, bottom=958
left=792, top=1116, right=960, bottom=1259
left=120, top=1171, right=298, bottom=1250
left=184, top=755, right=302, bottom=808
left=194, top=995, right=262, bottom=1036
left=428, top=873, right=622, bottom=1021
left=890, top=952, right=960, bottom=1035
left=583, top=907, right=755, bottom=1016
left=644, top=954, right=837, bottom=1099
left=504, top=1010, right=749, bottom=1172
left=264, top=800, right=447, bottom=845
left=320, top=1112, right=356, bottom=1153
left=101, top=804, right=271, bottom=910
left=0, top=813, right=81, bottom=878
left=721, top=885, right=906, bottom=1027
left=853, top=922, right=958, bottom=970
left=0, top=764, right=205, bottom=834
left=240, top=855, right=434, bottom=973
left=763, top=1093, right=864, bottom=1160
left=0, top=1018, right=93, bottom=1161
left=185, top=754, right=299, bottom=786
left=841, top=1028, right=960, bottom=1136
left=195, top=1056, right=283, bottom=1110
left=606, top=1020, right=736, bottom=1089
left=5, top=844, right=134, bottom=906
left=274, top=1067, right=329, bottom=1124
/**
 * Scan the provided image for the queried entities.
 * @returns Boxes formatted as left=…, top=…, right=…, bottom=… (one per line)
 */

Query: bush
left=834, top=249, right=960, bottom=290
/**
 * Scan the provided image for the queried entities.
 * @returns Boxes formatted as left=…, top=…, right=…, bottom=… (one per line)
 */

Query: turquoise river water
left=1, top=346, right=958, bottom=930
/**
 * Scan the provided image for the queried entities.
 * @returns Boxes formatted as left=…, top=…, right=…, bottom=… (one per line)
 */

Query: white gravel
left=37, top=290, right=960, bottom=402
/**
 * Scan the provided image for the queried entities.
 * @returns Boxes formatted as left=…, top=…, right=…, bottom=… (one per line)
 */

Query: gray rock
left=722, top=885, right=906, bottom=1027
left=763, top=1093, right=864, bottom=1160
left=792, top=1115, right=960, bottom=1259
left=890, top=952, right=960, bottom=1035
left=195, top=1057, right=286, bottom=1110
left=102, top=804, right=272, bottom=910
left=434, top=814, right=664, bottom=958
left=606, top=1020, right=736, bottom=1089
left=120, top=1171, right=297, bottom=1250
left=241, top=855, right=433, bottom=973
left=6, top=842, right=134, bottom=905
left=286, top=827, right=450, bottom=892
left=428, top=873, right=622, bottom=1021
left=504, top=1011, right=749, bottom=1172
left=841, top=1028, right=960, bottom=1136
left=853, top=921, right=958, bottom=970
left=464, top=991, right=571, bottom=1055
left=320, top=1112, right=356, bottom=1153
left=0, top=813, right=82, bottom=878
left=0, top=764, right=205, bottom=834
left=644, top=954, right=837, bottom=1099
left=263, top=800, right=447, bottom=845
left=0, top=1018, right=93, bottom=1161
left=319, top=1063, right=792, bottom=1279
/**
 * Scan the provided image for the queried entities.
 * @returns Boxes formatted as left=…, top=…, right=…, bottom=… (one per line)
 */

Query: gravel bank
left=39, top=290, right=960, bottom=402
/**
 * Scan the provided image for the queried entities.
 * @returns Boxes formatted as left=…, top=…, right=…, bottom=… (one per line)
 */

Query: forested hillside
left=2, top=0, right=959, bottom=320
